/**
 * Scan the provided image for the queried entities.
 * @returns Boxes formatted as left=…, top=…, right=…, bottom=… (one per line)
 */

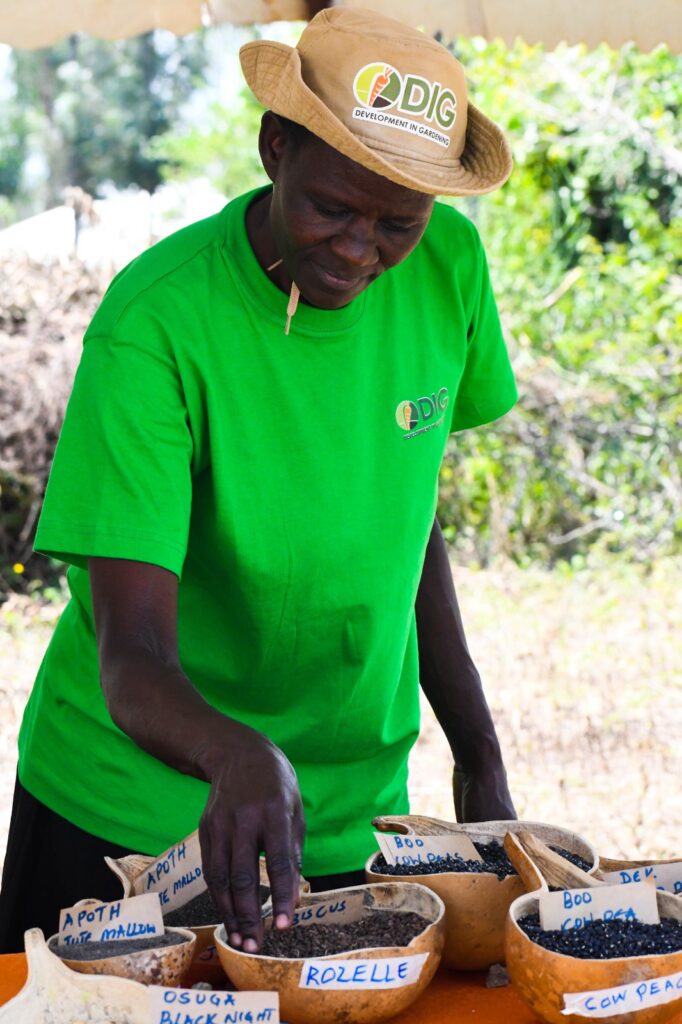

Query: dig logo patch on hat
left=352, top=62, right=456, bottom=149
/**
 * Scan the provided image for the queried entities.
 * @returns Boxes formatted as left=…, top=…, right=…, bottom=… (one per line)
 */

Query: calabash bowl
left=365, top=815, right=598, bottom=970
left=47, top=924, right=195, bottom=986
left=214, top=882, right=445, bottom=1024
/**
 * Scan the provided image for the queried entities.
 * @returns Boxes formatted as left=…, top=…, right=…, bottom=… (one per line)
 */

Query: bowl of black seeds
left=214, top=883, right=445, bottom=1024
left=366, top=815, right=597, bottom=971
left=48, top=925, right=195, bottom=986
left=506, top=887, right=682, bottom=1024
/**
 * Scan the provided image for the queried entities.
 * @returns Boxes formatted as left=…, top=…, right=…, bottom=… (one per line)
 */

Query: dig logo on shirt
left=396, top=387, right=449, bottom=438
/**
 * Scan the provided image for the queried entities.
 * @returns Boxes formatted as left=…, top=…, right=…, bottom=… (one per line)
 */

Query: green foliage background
left=156, top=38, right=682, bottom=566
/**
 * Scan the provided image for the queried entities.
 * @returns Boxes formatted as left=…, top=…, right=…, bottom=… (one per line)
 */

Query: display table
left=2, top=953, right=681, bottom=1022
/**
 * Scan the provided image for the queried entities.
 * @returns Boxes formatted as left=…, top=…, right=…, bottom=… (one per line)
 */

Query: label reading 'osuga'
left=299, top=952, right=429, bottom=990
left=539, top=881, right=660, bottom=932
left=374, top=831, right=482, bottom=867
left=148, top=986, right=279, bottom=1024
left=561, top=970, right=682, bottom=1018
left=600, top=862, right=682, bottom=895
left=135, top=831, right=206, bottom=913
left=59, top=893, right=163, bottom=945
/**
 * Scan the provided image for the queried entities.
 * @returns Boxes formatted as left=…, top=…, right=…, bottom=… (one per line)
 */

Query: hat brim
left=240, top=40, right=512, bottom=197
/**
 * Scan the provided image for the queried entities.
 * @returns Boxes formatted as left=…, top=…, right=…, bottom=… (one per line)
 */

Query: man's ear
left=258, top=112, right=291, bottom=184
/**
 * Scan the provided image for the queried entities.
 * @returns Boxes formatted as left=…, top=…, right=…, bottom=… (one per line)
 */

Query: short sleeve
left=34, top=332, right=193, bottom=577
left=450, top=236, right=517, bottom=433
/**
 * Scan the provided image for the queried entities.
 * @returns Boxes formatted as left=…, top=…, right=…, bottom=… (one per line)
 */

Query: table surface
left=2, top=953, right=682, bottom=1023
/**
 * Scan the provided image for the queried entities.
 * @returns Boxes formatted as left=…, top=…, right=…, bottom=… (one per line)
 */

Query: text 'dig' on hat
left=240, top=7, right=512, bottom=197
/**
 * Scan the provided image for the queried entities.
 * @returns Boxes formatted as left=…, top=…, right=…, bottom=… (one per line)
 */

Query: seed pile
left=164, top=885, right=270, bottom=927
left=54, top=931, right=189, bottom=961
left=372, top=840, right=592, bottom=881
left=518, top=914, right=682, bottom=959
left=259, top=911, right=428, bottom=959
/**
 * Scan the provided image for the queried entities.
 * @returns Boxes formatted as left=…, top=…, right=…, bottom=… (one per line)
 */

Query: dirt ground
left=0, top=558, right=680, bottom=872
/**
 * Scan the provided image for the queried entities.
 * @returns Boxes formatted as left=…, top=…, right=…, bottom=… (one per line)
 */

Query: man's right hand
left=88, top=556, right=305, bottom=953
left=198, top=723, right=305, bottom=952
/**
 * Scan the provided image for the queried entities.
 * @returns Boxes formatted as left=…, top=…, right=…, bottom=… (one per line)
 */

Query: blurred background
left=0, top=6, right=680, bottom=869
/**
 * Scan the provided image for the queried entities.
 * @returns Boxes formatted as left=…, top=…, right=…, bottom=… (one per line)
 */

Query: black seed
left=517, top=914, right=682, bottom=959
left=52, top=931, right=190, bottom=961
left=164, top=885, right=270, bottom=927
left=370, top=840, right=593, bottom=882
left=259, top=911, right=429, bottom=959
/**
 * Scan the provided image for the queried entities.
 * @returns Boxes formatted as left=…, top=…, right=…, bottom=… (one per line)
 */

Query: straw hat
left=240, top=7, right=512, bottom=197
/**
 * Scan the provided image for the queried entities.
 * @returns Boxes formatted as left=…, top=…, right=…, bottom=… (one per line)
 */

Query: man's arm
left=88, top=556, right=305, bottom=952
left=415, top=519, right=516, bottom=821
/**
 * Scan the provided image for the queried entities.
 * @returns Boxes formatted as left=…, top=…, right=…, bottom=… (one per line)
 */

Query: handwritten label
left=374, top=831, right=482, bottom=867
left=59, top=893, right=164, bottom=945
left=539, top=881, right=660, bottom=931
left=299, top=952, right=429, bottom=989
left=134, top=831, right=206, bottom=914
left=601, top=863, right=682, bottom=895
left=149, top=987, right=279, bottom=1023
left=561, top=970, right=682, bottom=1017
left=291, top=892, right=366, bottom=928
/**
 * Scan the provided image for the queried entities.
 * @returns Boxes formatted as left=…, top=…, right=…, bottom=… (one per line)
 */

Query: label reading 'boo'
left=539, top=880, right=660, bottom=932
left=374, top=831, right=482, bottom=867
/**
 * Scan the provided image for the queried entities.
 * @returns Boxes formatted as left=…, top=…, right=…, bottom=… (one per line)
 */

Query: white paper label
left=539, top=881, right=660, bottom=931
left=59, top=893, right=164, bottom=945
left=149, top=987, right=279, bottom=1023
left=561, top=970, right=682, bottom=1017
left=135, top=831, right=207, bottom=914
left=601, top=862, right=682, bottom=895
left=299, top=952, right=429, bottom=990
left=374, top=831, right=482, bottom=867
left=291, top=892, right=366, bottom=928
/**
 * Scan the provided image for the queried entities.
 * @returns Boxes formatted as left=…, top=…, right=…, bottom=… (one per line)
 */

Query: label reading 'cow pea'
left=135, top=830, right=206, bottom=914
left=600, top=862, right=682, bottom=895
left=374, top=831, right=482, bottom=867
left=291, top=892, right=366, bottom=928
left=148, top=986, right=279, bottom=1024
left=299, top=952, right=429, bottom=990
left=539, top=881, right=660, bottom=932
left=561, top=970, right=682, bottom=1017
left=59, top=892, right=164, bottom=945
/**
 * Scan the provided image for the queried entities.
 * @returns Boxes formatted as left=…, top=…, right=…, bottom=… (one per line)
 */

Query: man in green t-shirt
left=0, top=9, right=518, bottom=954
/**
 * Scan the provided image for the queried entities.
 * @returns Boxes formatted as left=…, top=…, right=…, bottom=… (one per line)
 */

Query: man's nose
left=331, top=217, right=379, bottom=268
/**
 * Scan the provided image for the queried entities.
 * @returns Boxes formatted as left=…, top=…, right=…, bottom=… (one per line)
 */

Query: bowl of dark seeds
left=505, top=832, right=682, bottom=1024
left=365, top=815, right=597, bottom=971
left=214, top=882, right=445, bottom=1024
left=48, top=924, right=195, bottom=986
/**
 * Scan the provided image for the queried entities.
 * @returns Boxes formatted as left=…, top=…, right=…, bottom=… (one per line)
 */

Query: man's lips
left=310, top=261, right=374, bottom=292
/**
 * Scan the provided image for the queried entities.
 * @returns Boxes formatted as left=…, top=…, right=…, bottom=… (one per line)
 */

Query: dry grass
left=1, top=558, right=680, bottom=872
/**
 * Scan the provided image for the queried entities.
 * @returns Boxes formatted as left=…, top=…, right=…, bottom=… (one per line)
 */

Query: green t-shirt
left=20, top=186, right=516, bottom=875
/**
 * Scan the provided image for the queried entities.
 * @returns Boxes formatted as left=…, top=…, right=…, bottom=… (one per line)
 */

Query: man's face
left=262, top=118, right=435, bottom=310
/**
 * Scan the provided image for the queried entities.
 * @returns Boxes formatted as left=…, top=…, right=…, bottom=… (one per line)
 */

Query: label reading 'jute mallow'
left=59, top=892, right=164, bottom=945
left=148, top=986, right=279, bottom=1024
left=299, top=952, right=429, bottom=990
left=291, top=892, right=366, bottom=929
left=136, top=830, right=206, bottom=914
left=374, top=832, right=482, bottom=867
left=539, top=881, right=660, bottom=932
left=601, top=862, right=682, bottom=895
left=561, top=970, right=682, bottom=1018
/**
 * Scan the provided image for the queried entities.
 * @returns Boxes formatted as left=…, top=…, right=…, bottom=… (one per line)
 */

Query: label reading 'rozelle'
left=135, top=830, right=206, bottom=914
left=148, top=986, right=279, bottom=1024
left=58, top=893, right=164, bottom=945
left=600, top=862, right=682, bottom=895
left=291, top=892, right=366, bottom=928
left=299, top=952, right=429, bottom=990
left=374, top=831, right=482, bottom=867
left=539, top=881, right=660, bottom=932
left=561, top=970, right=682, bottom=1017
